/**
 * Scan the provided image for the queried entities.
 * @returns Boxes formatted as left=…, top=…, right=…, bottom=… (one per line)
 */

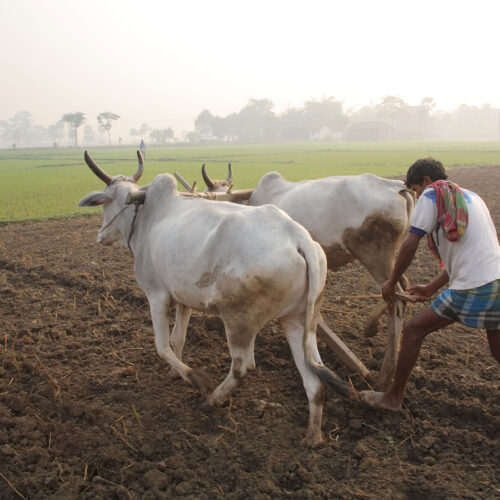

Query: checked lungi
left=431, top=279, right=500, bottom=330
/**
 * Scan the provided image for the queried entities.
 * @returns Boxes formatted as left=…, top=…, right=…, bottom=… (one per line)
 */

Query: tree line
left=189, top=96, right=500, bottom=143
left=1, top=95, right=499, bottom=148
left=0, top=111, right=122, bottom=149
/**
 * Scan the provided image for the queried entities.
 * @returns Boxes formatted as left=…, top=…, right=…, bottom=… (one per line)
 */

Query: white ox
left=195, top=167, right=415, bottom=388
left=78, top=152, right=356, bottom=447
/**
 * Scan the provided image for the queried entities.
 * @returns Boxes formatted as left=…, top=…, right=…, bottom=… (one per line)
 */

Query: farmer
left=139, top=139, right=146, bottom=158
left=361, top=157, right=500, bottom=411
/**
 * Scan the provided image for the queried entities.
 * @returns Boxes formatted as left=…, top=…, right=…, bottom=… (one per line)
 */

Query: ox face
left=96, top=191, right=129, bottom=247
left=78, top=185, right=125, bottom=246
left=175, top=164, right=233, bottom=193
left=202, top=163, right=233, bottom=193
left=78, top=151, right=144, bottom=247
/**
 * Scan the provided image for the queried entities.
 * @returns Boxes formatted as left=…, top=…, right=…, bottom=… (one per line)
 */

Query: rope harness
left=127, top=204, right=139, bottom=251
left=99, top=203, right=139, bottom=253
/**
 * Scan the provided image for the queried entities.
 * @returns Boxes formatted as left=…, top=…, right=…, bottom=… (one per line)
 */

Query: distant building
left=200, top=132, right=218, bottom=142
left=310, top=126, right=342, bottom=141
left=344, top=121, right=391, bottom=141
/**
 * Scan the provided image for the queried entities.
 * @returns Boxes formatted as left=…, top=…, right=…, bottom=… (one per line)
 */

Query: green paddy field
left=1, top=141, right=499, bottom=223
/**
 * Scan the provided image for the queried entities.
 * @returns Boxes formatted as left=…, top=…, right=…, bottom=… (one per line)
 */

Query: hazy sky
left=1, top=0, right=499, bottom=140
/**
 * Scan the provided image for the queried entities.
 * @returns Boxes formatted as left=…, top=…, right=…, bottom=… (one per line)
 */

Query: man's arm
left=408, top=270, right=449, bottom=298
left=382, top=232, right=422, bottom=304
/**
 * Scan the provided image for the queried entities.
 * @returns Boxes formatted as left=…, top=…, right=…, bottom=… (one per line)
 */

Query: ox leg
left=206, top=321, right=258, bottom=407
left=171, top=304, right=192, bottom=358
left=148, top=298, right=213, bottom=394
left=281, top=317, right=325, bottom=448
left=167, top=304, right=192, bottom=379
left=363, top=302, right=388, bottom=338
left=377, top=298, right=405, bottom=389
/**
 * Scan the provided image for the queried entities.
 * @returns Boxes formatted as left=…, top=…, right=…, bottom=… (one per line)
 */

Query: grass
left=1, top=141, right=500, bottom=223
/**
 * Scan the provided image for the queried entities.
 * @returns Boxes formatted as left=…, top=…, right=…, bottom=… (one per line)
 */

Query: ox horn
left=131, top=150, right=144, bottom=182
left=226, top=163, right=233, bottom=184
left=201, top=163, right=215, bottom=190
left=84, top=151, right=113, bottom=185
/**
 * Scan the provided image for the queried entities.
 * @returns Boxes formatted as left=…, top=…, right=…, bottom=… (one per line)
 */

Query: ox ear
left=78, top=191, right=113, bottom=207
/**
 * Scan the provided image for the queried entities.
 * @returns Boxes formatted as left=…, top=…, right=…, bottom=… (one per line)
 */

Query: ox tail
left=311, top=363, right=356, bottom=399
left=299, top=240, right=357, bottom=400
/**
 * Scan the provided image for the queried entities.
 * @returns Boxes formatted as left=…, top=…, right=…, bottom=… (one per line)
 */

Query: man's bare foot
left=360, top=391, right=401, bottom=411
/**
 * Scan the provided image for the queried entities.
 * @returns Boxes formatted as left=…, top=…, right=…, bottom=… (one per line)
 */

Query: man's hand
left=407, top=270, right=449, bottom=302
left=382, top=280, right=397, bottom=305
left=408, top=284, right=433, bottom=298
left=381, top=233, right=422, bottom=306
left=407, top=284, right=433, bottom=302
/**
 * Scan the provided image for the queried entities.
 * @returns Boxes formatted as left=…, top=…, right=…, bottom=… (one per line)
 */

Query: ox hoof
left=166, top=368, right=181, bottom=380
left=364, top=371, right=378, bottom=386
left=363, top=321, right=379, bottom=338
left=188, top=369, right=215, bottom=395
left=301, top=433, right=324, bottom=449
left=205, top=392, right=226, bottom=408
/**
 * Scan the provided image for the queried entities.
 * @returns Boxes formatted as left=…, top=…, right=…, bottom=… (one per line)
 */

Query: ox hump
left=148, top=173, right=178, bottom=201
left=258, top=171, right=284, bottom=186
left=250, top=171, right=288, bottom=206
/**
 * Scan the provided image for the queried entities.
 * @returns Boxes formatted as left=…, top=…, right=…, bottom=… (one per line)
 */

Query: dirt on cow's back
left=0, top=166, right=499, bottom=499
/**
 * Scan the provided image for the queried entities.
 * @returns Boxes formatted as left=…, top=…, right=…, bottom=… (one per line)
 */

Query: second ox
left=180, top=165, right=415, bottom=388
left=78, top=152, right=356, bottom=447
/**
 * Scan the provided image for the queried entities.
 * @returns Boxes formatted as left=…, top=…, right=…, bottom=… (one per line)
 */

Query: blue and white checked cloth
left=431, top=279, right=500, bottom=329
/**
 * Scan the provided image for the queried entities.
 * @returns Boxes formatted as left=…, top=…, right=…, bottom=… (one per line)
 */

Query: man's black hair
left=405, top=158, right=448, bottom=188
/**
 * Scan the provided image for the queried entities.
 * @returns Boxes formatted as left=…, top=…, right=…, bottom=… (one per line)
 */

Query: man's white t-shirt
left=409, top=186, right=500, bottom=290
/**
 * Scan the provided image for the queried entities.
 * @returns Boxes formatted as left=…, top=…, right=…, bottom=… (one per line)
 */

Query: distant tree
left=347, top=104, right=378, bottom=123
left=302, top=97, right=349, bottom=137
left=276, top=107, right=306, bottom=141
left=149, top=127, right=175, bottom=144
left=412, top=97, right=437, bottom=139
left=375, top=96, right=409, bottom=139
left=221, top=112, right=239, bottom=141
left=62, top=112, right=86, bottom=147
left=236, top=98, right=276, bottom=142
left=83, top=125, right=98, bottom=145
left=421, top=97, right=436, bottom=113
left=195, top=110, right=216, bottom=134
left=97, top=112, right=120, bottom=146
left=3, top=111, right=35, bottom=146
left=130, top=122, right=150, bottom=138
left=0, top=120, right=8, bottom=146
left=448, top=103, right=498, bottom=139
left=194, top=110, right=236, bottom=141
left=47, top=120, right=66, bottom=146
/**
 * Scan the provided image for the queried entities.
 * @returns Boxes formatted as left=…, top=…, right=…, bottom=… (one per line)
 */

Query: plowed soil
left=0, top=166, right=498, bottom=499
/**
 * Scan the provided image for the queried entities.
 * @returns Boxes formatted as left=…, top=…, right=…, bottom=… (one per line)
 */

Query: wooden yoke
left=181, top=189, right=254, bottom=203
left=126, top=187, right=253, bottom=205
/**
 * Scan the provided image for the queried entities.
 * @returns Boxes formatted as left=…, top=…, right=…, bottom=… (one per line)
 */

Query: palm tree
left=97, top=112, right=120, bottom=146
left=62, top=112, right=86, bottom=147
